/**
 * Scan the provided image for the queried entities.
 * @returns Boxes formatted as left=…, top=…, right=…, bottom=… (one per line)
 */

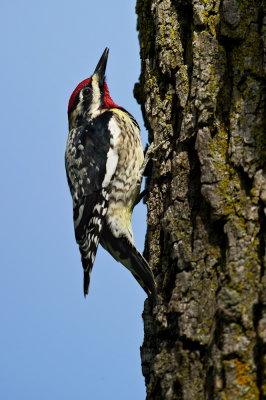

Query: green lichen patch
left=156, top=5, right=184, bottom=72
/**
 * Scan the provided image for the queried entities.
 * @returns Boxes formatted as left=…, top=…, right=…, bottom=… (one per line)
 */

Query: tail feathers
left=128, top=247, right=157, bottom=303
left=79, top=229, right=99, bottom=296
left=83, top=270, right=91, bottom=297
left=100, top=226, right=156, bottom=302
left=74, top=192, right=108, bottom=296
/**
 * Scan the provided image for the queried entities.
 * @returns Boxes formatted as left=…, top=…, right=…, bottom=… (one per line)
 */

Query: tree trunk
left=134, top=0, right=266, bottom=399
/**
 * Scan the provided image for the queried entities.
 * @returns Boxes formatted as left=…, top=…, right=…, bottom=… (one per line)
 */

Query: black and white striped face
left=68, top=78, right=104, bottom=129
left=72, top=83, right=92, bottom=113
left=68, top=48, right=110, bottom=129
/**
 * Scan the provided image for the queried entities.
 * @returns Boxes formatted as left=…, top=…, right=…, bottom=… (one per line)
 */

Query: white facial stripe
left=89, top=75, right=101, bottom=113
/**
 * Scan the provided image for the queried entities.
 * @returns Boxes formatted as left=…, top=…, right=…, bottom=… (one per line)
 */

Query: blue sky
left=1, top=1, right=149, bottom=399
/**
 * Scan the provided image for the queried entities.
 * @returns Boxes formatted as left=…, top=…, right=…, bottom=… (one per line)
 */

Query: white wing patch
left=89, top=75, right=102, bottom=114
left=108, top=116, right=121, bottom=146
left=102, top=117, right=120, bottom=188
left=102, top=148, right=118, bottom=187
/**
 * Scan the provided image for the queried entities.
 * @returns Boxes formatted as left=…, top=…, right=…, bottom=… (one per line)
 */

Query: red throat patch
left=68, top=79, right=121, bottom=113
left=102, top=82, right=121, bottom=109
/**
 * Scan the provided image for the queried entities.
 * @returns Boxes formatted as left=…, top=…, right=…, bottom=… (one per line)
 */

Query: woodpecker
left=65, top=48, right=156, bottom=301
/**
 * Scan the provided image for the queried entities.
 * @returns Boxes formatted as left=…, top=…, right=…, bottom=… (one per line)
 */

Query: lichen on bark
left=135, top=0, right=266, bottom=399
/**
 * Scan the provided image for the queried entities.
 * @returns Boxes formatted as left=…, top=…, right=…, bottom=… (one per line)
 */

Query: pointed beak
left=93, top=47, right=109, bottom=86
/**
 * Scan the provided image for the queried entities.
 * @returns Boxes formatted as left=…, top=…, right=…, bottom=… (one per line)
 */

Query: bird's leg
left=134, top=140, right=169, bottom=206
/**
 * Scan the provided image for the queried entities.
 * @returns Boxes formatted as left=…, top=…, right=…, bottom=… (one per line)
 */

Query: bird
left=65, top=47, right=156, bottom=302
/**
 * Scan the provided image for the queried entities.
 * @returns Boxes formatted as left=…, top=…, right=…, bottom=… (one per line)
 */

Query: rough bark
left=134, top=0, right=266, bottom=399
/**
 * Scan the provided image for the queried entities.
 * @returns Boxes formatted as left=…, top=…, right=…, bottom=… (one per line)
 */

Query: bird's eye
left=83, top=88, right=91, bottom=96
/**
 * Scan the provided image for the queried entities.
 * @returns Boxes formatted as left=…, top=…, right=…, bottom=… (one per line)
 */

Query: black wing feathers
left=66, top=112, right=115, bottom=295
left=69, top=114, right=112, bottom=196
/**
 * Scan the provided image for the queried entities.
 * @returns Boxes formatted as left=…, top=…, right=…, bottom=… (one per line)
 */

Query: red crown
left=68, top=78, right=91, bottom=113
left=68, top=79, right=121, bottom=113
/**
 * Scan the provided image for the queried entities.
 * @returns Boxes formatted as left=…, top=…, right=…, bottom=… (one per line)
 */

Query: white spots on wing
left=91, top=215, right=102, bottom=228
left=94, top=204, right=103, bottom=214
left=70, top=147, right=76, bottom=156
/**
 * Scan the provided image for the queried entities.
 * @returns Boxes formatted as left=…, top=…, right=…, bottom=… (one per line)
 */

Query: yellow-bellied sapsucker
left=65, top=48, right=156, bottom=301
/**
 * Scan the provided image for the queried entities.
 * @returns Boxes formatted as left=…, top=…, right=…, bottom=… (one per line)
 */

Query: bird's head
left=68, top=48, right=120, bottom=128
